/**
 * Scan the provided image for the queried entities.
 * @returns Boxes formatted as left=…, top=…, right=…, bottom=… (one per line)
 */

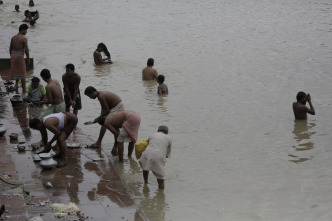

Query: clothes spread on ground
left=38, top=101, right=65, bottom=119
left=10, top=51, right=26, bottom=80
left=43, top=112, right=65, bottom=130
left=139, top=132, right=172, bottom=180
left=122, top=112, right=141, bottom=143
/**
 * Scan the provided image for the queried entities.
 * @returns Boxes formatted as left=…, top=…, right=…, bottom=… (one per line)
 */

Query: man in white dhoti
left=139, top=126, right=172, bottom=189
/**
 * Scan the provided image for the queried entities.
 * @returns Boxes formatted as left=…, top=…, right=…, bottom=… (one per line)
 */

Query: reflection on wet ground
left=0, top=93, right=147, bottom=220
left=289, top=120, right=316, bottom=164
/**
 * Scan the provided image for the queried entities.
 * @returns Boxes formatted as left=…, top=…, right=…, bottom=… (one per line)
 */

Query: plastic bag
left=135, top=139, right=149, bottom=159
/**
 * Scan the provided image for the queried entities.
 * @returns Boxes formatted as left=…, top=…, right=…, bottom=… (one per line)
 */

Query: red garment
left=10, top=53, right=26, bottom=80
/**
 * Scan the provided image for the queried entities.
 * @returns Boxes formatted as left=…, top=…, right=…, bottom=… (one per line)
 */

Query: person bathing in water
left=292, top=91, right=315, bottom=120
left=93, top=43, right=113, bottom=65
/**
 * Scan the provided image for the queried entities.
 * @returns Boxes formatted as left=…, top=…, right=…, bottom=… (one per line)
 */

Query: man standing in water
left=9, top=24, right=30, bottom=94
left=142, top=58, right=158, bottom=80
left=29, top=112, right=78, bottom=168
left=293, top=91, right=315, bottom=120
left=38, top=69, right=65, bottom=119
left=62, top=64, right=82, bottom=116
left=139, top=125, right=172, bottom=189
left=84, top=86, right=124, bottom=154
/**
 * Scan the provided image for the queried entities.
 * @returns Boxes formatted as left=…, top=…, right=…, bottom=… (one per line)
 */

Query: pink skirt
left=122, top=112, right=141, bottom=143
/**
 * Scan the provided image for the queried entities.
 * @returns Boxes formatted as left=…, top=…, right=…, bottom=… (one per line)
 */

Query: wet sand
left=0, top=76, right=147, bottom=220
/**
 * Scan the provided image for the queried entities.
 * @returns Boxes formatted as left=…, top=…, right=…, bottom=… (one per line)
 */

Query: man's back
left=10, top=34, right=27, bottom=52
left=106, top=111, right=133, bottom=128
left=99, top=91, right=122, bottom=109
left=142, top=67, right=158, bottom=80
left=46, top=79, right=63, bottom=104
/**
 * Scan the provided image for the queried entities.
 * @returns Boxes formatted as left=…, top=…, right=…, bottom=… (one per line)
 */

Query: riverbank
left=0, top=76, right=146, bottom=220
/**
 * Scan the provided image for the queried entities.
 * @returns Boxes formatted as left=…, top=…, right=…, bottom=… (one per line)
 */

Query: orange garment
left=10, top=52, right=26, bottom=80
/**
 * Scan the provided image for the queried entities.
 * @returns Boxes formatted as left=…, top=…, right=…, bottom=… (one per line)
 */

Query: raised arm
left=305, top=94, right=315, bottom=115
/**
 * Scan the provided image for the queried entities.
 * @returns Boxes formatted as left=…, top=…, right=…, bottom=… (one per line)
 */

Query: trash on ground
left=50, top=203, right=80, bottom=218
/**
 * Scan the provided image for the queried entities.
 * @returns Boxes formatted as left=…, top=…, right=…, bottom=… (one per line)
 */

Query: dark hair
left=158, top=75, right=165, bottom=83
left=29, top=118, right=40, bottom=128
left=66, top=63, right=75, bottom=71
left=84, top=86, right=97, bottom=95
left=158, top=125, right=169, bottom=134
left=97, top=43, right=110, bottom=59
left=40, top=69, right=51, bottom=79
left=15, top=5, right=19, bottom=8
left=19, top=24, right=29, bottom=31
left=31, top=77, right=40, bottom=83
left=147, top=58, right=154, bottom=66
left=97, top=117, right=106, bottom=126
left=24, top=10, right=30, bottom=14
left=296, top=91, right=306, bottom=102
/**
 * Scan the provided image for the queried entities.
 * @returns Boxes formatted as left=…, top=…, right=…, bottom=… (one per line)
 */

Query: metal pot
left=9, top=133, right=18, bottom=140
left=39, top=153, right=57, bottom=169
left=0, top=123, right=6, bottom=136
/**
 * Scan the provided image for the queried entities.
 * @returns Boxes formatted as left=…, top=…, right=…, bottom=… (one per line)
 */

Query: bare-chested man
left=38, top=69, right=65, bottom=119
left=84, top=86, right=124, bottom=154
left=62, top=64, right=81, bottom=116
left=29, top=112, right=78, bottom=168
left=23, top=10, right=39, bottom=26
left=142, top=58, right=158, bottom=80
left=293, top=91, right=315, bottom=120
left=98, top=111, right=141, bottom=162
left=9, top=24, right=30, bottom=94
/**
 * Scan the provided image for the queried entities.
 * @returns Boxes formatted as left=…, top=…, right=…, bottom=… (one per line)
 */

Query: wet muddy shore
left=0, top=76, right=146, bottom=220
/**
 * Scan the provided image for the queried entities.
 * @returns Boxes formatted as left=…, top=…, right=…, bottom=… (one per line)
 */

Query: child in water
left=157, top=75, right=168, bottom=95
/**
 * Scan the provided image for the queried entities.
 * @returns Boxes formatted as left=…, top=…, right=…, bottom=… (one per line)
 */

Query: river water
left=1, top=0, right=332, bottom=220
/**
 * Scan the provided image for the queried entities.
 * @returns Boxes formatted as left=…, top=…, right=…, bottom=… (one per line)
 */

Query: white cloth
left=42, top=112, right=64, bottom=130
left=139, top=132, right=172, bottom=180
left=117, top=127, right=132, bottom=142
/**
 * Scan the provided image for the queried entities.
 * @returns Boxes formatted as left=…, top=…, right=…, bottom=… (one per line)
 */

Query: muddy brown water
left=1, top=0, right=332, bottom=220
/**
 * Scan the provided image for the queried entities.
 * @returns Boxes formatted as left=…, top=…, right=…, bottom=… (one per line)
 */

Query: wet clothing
left=43, top=112, right=65, bottom=130
left=10, top=51, right=26, bottom=80
left=122, top=112, right=141, bottom=143
left=108, top=102, right=125, bottom=116
left=38, top=101, right=66, bottom=119
left=117, top=127, right=132, bottom=143
left=64, top=88, right=82, bottom=110
left=139, top=132, right=172, bottom=180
